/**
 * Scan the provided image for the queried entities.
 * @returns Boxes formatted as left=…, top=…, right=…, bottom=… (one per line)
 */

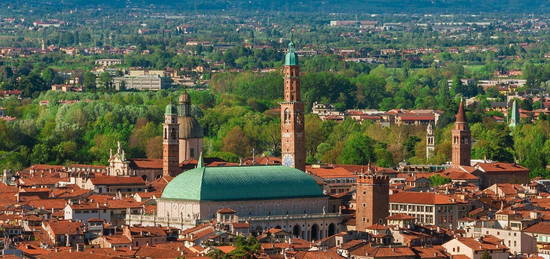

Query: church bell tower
left=451, top=100, right=471, bottom=167
left=426, top=123, right=435, bottom=160
left=281, top=42, right=306, bottom=171
left=163, top=104, right=180, bottom=177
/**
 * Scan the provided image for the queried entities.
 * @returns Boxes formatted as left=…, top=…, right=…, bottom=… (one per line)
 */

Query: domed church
left=177, top=92, right=203, bottom=163
left=127, top=43, right=345, bottom=241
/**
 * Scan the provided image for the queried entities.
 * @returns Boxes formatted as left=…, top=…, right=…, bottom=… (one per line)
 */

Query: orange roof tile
left=91, top=176, right=145, bottom=185
left=215, top=246, right=236, bottom=254
left=390, top=192, right=463, bottom=205
left=455, top=237, right=508, bottom=251
left=129, top=158, right=163, bottom=169
left=524, top=222, right=550, bottom=234
left=476, top=162, right=529, bottom=173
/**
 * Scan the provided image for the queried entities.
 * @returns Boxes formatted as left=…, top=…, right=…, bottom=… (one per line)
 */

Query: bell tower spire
left=451, top=100, right=471, bottom=167
left=281, top=42, right=305, bottom=171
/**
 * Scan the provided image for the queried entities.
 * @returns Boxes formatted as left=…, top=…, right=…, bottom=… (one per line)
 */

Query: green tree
left=228, top=236, right=260, bottom=259
left=98, top=72, right=113, bottom=89
left=429, top=174, right=451, bottom=187
left=82, top=72, right=97, bottom=90
left=338, top=133, right=375, bottom=165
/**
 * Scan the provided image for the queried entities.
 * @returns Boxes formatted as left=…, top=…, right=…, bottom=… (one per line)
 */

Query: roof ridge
left=198, top=167, right=206, bottom=200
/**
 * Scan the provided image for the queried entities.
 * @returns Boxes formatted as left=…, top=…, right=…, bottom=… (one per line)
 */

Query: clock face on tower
left=282, top=154, right=294, bottom=167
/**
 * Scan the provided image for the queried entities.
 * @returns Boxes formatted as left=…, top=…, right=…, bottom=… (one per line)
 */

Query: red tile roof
left=294, top=250, right=343, bottom=259
left=475, top=162, right=529, bottom=173
left=390, top=192, right=463, bottom=205
left=367, top=224, right=389, bottom=230
left=215, top=246, right=236, bottom=254
left=27, top=199, right=67, bottom=210
left=524, top=222, right=550, bottom=234
left=454, top=237, right=508, bottom=251
left=439, top=169, right=479, bottom=180
left=91, top=176, right=145, bottom=185
left=129, top=158, right=163, bottom=169
left=306, top=166, right=355, bottom=179
left=105, top=235, right=131, bottom=244
left=45, top=220, right=83, bottom=235
left=351, top=246, right=416, bottom=257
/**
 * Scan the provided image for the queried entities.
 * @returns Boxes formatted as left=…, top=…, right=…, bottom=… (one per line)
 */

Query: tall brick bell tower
left=281, top=42, right=306, bottom=171
left=163, top=104, right=180, bottom=177
left=356, top=174, right=389, bottom=231
left=451, top=100, right=471, bottom=167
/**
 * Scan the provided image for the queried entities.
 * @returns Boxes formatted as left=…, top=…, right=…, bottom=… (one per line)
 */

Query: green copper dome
left=285, top=42, right=298, bottom=66
left=161, top=166, right=323, bottom=201
left=165, top=104, right=177, bottom=115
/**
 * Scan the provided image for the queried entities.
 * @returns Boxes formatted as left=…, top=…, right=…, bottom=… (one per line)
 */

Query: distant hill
left=8, top=0, right=550, bottom=13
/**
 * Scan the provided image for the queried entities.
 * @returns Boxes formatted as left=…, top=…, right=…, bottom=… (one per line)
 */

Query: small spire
left=197, top=152, right=204, bottom=169
left=509, top=99, right=520, bottom=128
left=288, top=41, right=295, bottom=52
left=455, top=99, right=466, bottom=123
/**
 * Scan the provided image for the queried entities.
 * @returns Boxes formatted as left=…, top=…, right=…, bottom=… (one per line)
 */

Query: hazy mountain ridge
left=6, top=0, right=550, bottom=13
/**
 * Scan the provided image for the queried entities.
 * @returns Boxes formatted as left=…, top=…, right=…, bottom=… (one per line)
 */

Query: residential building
left=113, top=74, right=169, bottom=91
left=389, top=192, right=469, bottom=228
left=442, top=237, right=509, bottom=259
left=95, top=59, right=122, bottom=67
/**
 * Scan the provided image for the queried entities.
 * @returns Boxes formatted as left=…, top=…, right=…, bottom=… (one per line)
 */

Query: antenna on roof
left=197, top=152, right=204, bottom=169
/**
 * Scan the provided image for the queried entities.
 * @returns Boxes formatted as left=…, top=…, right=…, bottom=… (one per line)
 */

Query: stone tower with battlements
left=355, top=175, right=389, bottom=231
left=281, top=42, right=306, bottom=171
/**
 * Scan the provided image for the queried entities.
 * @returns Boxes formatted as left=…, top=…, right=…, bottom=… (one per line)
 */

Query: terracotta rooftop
left=351, top=246, right=416, bottom=257
left=454, top=237, right=508, bottom=251
left=45, top=220, right=83, bottom=235
left=217, top=208, right=236, bottom=214
left=294, top=250, right=343, bottom=259
left=475, top=162, right=529, bottom=173
left=390, top=192, right=464, bottom=205
left=129, top=158, right=163, bottom=169
left=306, top=166, right=355, bottom=179
left=214, top=246, right=236, bottom=254
left=91, top=176, right=145, bottom=185
left=366, top=224, right=389, bottom=230
left=439, top=169, right=479, bottom=180
left=105, top=235, right=131, bottom=244
left=27, top=199, right=67, bottom=210
left=524, top=222, right=550, bottom=234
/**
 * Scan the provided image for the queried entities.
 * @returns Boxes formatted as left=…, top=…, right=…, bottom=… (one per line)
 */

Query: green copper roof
left=165, top=104, right=177, bottom=115
left=161, top=166, right=323, bottom=201
left=285, top=42, right=298, bottom=66
left=509, top=100, right=520, bottom=128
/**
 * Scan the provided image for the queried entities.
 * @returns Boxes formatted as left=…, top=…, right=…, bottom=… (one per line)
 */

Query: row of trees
left=0, top=88, right=548, bottom=176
